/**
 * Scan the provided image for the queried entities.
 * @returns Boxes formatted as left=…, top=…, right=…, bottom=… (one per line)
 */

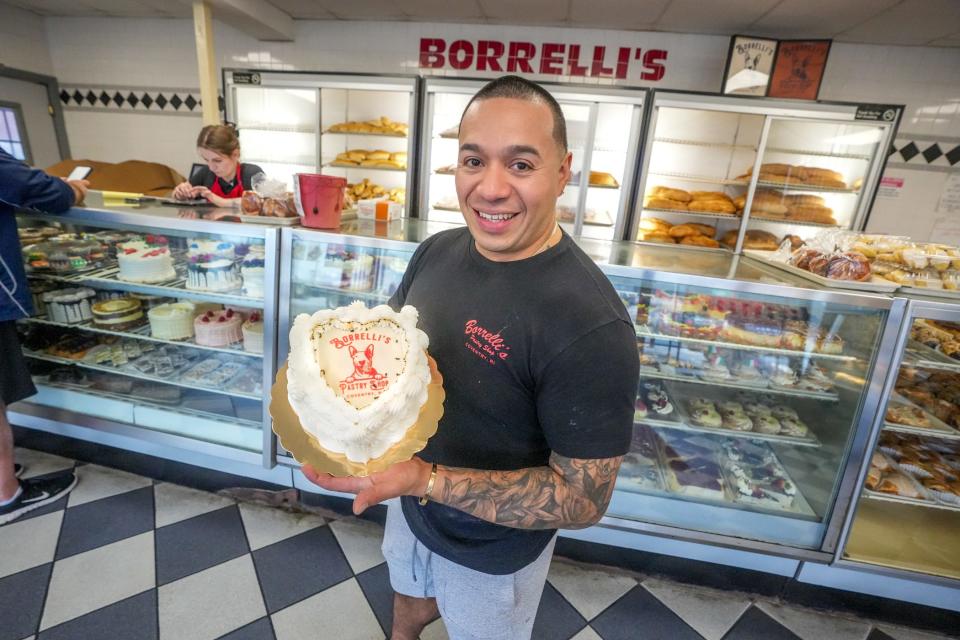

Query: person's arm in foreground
left=302, top=453, right=622, bottom=530
left=0, top=150, right=85, bottom=212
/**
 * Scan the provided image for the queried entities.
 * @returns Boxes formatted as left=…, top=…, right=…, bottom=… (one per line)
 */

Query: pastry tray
left=636, top=325, right=857, bottom=362
left=716, top=440, right=817, bottom=516
left=321, top=129, right=407, bottom=138
left=635, top=378, right=685, bottom=428
left=237, top=214, right=300, bottom=226
left=743, top=250, right=900, bottom=293
left=668, top=382, right=822, bottom=448
left=640, top=365, right=838, bottom=403
left=883, top=391, right=960, bottom=439
left=863, top=453, right=944, bottom=509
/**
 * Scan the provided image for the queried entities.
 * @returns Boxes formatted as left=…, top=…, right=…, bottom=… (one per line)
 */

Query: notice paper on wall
left=929, top=214, right=960, bottom=245
left=936, top=173, right=960, bottom=214
left=877, top=176, right=903, bottom=198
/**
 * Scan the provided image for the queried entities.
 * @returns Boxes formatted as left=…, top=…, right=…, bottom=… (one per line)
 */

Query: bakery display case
left=224, top=70, right=418, bottom=208
left=417, top=77, right=647, bottom=241
left=600, top=246, right=903, bottom=554
left=835, top=296, right=960, bottom=586
left=633, top=91, right=900, bottom=252
left=11, top=205, right=280, bottom=468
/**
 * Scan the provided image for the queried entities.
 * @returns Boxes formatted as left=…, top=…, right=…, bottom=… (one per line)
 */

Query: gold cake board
left=270, top=362, right=444, bottom=477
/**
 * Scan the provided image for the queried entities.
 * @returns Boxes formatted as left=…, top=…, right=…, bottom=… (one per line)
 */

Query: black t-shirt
left=389, top=227, right=639, bottom=574
left=189, top=163, right=263, bottom=195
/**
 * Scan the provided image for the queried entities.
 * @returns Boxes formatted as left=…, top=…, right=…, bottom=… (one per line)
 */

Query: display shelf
left=23, top=351, right=261, bottom=401
left=21, top=316, right=261, bottom=359
left=324, top=162, right=407, bottom=173
left=903, top=340, right=960, bottom=373
left=861, top=488, right=959, bottom=512
left=648, top=172, right=745, bottom=186
left=749, top=180, right=859, bottom=194
left=653, top=137, right=756, bottom=151
left=246, top=157, right=315, bottom=167
left=642, top=207, right=739, bottom=220
left=34, top=379, right=261, bottom=429
left=636, top=326, right=858, bottom=362
left=882, top=392, right=960, bottom=439
left=643, top=418, right=821, bottom=447
left=764, top=147, right=872, bottom=161
left=844, top=498, right=960, bottom=581
left=321, top=130, right=407, bottom=138
left=27, top=267, right=264, bottom=309
left=236, top=123, right=316, bottom=134
left=640, top=368, right=839, bottom=401
left=291, top=282, right=389, bottom=303
left=748, top=216, right=841, bottom=228
left=883, top=421, right=960, bottom=440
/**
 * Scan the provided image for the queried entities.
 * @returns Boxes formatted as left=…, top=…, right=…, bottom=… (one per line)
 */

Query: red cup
left=294, top=173, right=347, bottom=229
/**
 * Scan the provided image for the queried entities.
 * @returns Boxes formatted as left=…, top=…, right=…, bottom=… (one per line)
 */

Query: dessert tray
left=743, top=250, right=900, bottom=293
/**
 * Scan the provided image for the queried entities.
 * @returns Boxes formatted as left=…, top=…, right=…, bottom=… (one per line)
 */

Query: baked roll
left=590, top=171, right=619, bottom=187
left=649, top=186, right=692, bottom=203
left=640, top=232, right=676, bottom=244
left=786, top=194, right=825, bottom=206
left=690, top=191, right=732, bottom=203
left=644, top=196, right=686, bottom=210
left=689, top=199, right=736, bottom=214
left=669, top=223, right=716, bottom=238
left=789, top=204, right=836, bottom=224
left=680, top=235, right=720, bottom=248
left=736, top=230, right=779, bottom=250
left=639, top=217, right=672, bottom=233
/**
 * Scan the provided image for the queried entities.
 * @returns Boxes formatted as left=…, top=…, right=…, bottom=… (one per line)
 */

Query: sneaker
left=14, top=463, right=23, bottom=478
left=0, top=472, right=78, bottom=525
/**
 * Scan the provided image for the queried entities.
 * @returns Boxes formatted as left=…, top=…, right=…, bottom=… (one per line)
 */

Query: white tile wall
left=0, top=3, right=54, bottom=75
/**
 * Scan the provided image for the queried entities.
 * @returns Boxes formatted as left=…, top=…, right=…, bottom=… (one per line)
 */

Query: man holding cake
left=302, top=76, right=639, bottom=640
left=0, top=149, right=86, bottom=524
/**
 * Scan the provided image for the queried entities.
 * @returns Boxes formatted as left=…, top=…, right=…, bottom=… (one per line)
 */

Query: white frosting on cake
left=287, top=301, right=430, bottom=463
left=148, top=302, right=196, bottom=340
left=117, top=243, right=176, bottom=284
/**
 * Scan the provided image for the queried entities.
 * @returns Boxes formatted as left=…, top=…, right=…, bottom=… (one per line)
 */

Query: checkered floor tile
left=1, top=447, right=956, bottom=640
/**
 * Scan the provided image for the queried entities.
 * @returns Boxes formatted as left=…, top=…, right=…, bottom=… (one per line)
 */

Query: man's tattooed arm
left=429, top=454, right=623, bottom=530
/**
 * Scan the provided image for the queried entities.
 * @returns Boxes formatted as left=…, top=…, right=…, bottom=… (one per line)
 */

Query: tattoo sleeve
left=429, top=453, right=623, bottom=530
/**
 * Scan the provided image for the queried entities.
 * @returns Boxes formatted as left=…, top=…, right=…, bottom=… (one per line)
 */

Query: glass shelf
left=21, top=316, right=261, bottom=359
left=23, top=351, right=260, bottom=401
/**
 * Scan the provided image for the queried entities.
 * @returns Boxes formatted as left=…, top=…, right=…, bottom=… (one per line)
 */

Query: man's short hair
left=460, top=75, right=568, bottom=154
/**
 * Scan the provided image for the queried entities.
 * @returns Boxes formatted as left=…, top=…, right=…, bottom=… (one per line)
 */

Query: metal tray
left=743, top=250, right=899, bottom=293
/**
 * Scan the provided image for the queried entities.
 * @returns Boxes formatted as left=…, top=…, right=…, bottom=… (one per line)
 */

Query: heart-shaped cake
left=287, top=301, right=431, bottom=463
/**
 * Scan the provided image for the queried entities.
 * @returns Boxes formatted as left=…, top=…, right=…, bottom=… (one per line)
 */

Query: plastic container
left=294, top=174, right=347, bottom=229
left=357, top=198, right=402, bottom=221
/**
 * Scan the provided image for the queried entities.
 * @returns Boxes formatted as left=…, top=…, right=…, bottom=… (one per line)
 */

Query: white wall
left=0, top=3, right=54, bottom=76
left=39, top=16, right=960, bottom=237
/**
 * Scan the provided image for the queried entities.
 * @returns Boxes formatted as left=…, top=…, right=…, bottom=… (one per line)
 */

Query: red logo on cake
left=330, top=336, right=390, bottom=399
left=463, top=319, right=511, bottom=365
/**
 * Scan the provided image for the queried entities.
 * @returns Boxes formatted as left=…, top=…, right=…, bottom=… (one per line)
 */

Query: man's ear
left=559, top=151, right=573, bottom=192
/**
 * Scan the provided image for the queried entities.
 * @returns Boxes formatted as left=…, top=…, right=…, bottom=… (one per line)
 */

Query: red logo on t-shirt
left=464, top=319, right=511, bottom=365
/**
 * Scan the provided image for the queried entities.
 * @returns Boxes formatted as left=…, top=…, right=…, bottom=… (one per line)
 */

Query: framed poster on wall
left=722, top=35, right=777, bottom=96
left=767, top=40, right=831, bottom=100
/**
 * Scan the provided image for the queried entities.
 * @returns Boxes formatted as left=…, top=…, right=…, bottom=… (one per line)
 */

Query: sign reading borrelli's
left=419, top=38, right=668, bottom=81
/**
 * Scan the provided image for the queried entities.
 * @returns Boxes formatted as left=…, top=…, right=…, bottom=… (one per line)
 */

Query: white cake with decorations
left=116, top=237, right=176, bottom=283
left=188, top=238, right=235, bottom=260
left=241, top=246, right=266, bottom=299
left=148, top=302, right=196, bottom=340
left=287, top=301, right=431, bottom=463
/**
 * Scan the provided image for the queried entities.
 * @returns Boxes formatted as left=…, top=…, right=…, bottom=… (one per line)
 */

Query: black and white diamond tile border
left=1, top=447, right=958, bottom=640
left=889, top=138, right=960, bottom=168
left=58, top=85, right=225, bottom=115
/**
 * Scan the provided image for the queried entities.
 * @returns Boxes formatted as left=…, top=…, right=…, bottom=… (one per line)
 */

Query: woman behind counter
left=172, top=124, right=263, bottom=207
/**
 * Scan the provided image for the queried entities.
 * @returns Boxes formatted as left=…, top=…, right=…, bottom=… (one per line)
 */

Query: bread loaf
left=680, top=235, right=720, bottom=248
left=669, top=223, right=716, bottom=239
left=644, top=196, right=686, bottom=210
left=649, top=186, right=692, bottom=203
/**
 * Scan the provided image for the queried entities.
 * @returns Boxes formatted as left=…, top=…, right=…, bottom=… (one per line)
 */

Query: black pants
left=0, top=320, right=36, bottom=406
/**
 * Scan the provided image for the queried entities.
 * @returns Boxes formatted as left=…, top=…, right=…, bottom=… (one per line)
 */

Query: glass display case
left=633, top=91, right=900, bottom=252
left=601, top=247, right=902, bottom=553
left=224, top=70, right=419, bottom=209
left=276, top=222, right=902, bottom=557
left=838, top=296, right=960, bottom=582
left=417, top=78, right=647, bottom=241
left=11, top=205, right=280, bottom=467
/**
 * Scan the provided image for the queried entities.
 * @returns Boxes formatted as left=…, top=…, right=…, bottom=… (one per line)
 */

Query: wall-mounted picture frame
left=767, top=39, right=832, bottom=100
left=722, top=35, right=777, bottom=96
